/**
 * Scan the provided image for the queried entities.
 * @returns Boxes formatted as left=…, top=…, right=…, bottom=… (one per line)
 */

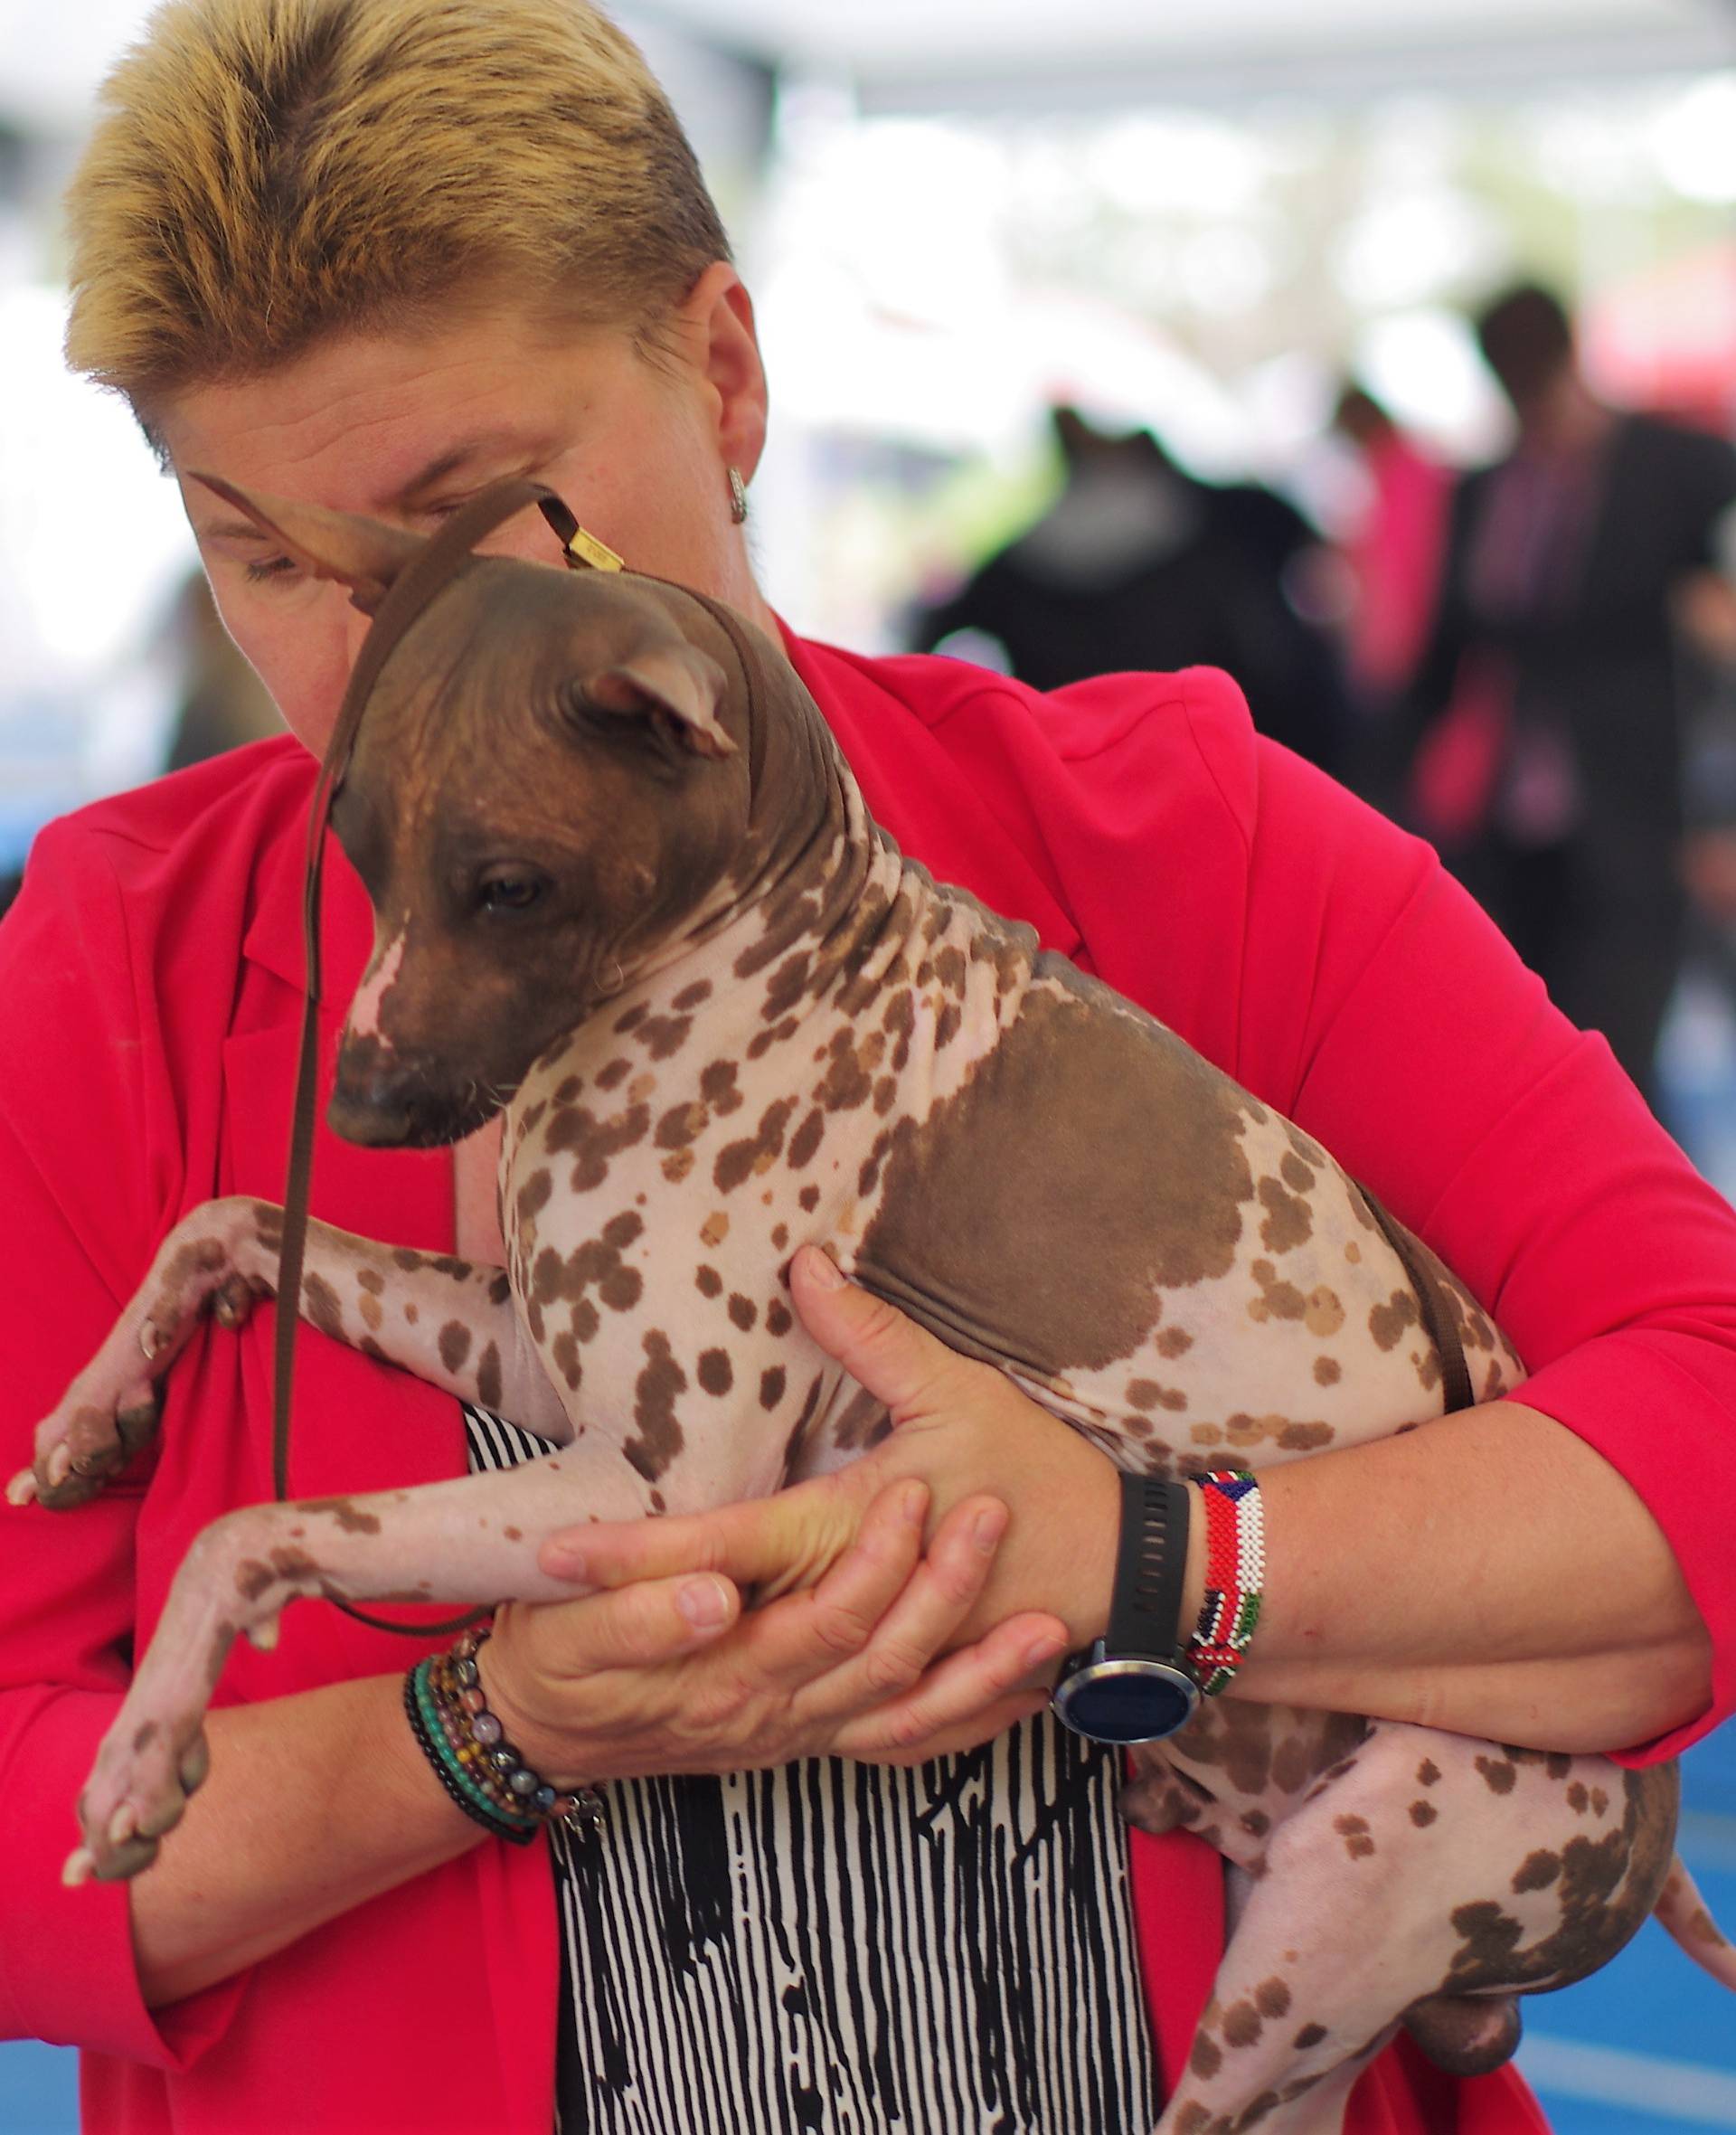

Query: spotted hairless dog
left=13, top=479, right=1733, bottom=2135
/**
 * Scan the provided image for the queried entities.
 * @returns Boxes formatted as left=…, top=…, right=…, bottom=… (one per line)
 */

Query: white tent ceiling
left=640, top=0, right=1736, bottom=107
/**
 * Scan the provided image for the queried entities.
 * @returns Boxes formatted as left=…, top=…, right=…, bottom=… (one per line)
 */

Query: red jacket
left=6, top=638, right=1733, bottom=2132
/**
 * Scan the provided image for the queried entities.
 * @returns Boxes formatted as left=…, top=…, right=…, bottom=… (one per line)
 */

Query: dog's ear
left=188, top=472, right=424, bottom=614
left=582, top=644, right=737, bottom=759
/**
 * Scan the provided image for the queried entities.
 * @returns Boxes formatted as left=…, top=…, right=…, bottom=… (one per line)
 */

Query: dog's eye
left=476, top=870, right=545, bottom=914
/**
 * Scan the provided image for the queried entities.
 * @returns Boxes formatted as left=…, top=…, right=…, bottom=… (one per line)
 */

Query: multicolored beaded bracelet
left=1184, top=1469, right=1265, bottom=1697
left=405, top=1625, right=606, bottom=1846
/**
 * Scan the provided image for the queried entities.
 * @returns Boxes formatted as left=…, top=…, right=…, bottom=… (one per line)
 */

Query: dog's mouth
left=328, top=1044, right=518, bottom=1150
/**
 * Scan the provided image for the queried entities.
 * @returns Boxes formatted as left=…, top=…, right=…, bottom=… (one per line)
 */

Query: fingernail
left=678, top=1575, right=731, bottom=1628
left=800, top=1246, right=844, bottom=1290
left=901, top=1480, right=928, bottom=1526
left=542, top=1545, right=588, bottom=1583
left=1024, top=1631, right=1068, bottom=1669
left=973, top=1504, right=1008, bottom=1554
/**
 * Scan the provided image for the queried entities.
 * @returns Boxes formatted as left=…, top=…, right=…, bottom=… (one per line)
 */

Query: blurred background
left=4, top=1, right=1736, bottom=2129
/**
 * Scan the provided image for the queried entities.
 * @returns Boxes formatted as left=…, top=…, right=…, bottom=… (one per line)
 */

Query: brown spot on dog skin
left=1335, top=1814, right=1376, bottom=1859
left=798, top=1184, right=820, bottom=1212
left=439, top=1321, right=473, bottom=1375
left=834, top=1385, right=889, bottom=1451
left=595, top=1059, right=631, bottom=1091
left=697, top=1349, right=733, bottom=1397
left=1157, top=1327, right=1194, bottom=1359
left=358, top=1291, right=383, bottom=1333
left=487, top=1272, right=511, bottom=1307
left=696, top=1265, right=723, bottom=1298
left=623, top=1331, right=686, bottom=1482
left=551, top=1331, right=582, bottom=1389
left=548, top=1101, right=654, bottom=1193
left=699, top=1060, right=743, bottom=1116
left=132, top=1720, right=160, bottom=1754
left=1222, top=1999, right=1263, bottom=2047
left=1278, top=1421, right=1335, bottom=1452
left=663, top=1149, right=696, bottom=1183
left=299, top=1496, right=383, bottom=1535
left=1410, top=1800, right=1439, bottom=1827
left=234, top=1545, right=323, bottom=1602
left=760, top=1365, right=787, bottom=1410
left=404, top=1301, right=420, bottom=1324
left=1255, top=1979, right=1292, bottom=2019
left=614, top=1004, right=650, bottom=1034
left=1419, top=1759, right=1442, bottom=1787
left=392, top=1246, right=423, bottom=1272
left=504, top=1526, right=523, bottom=1542
left=766, top=1299, right=793, bottom=1337
left=476, top=1341, right=503, bottom=1412
left=701, top=1211, right=730, bottom=1247
left=1127, top=1380, right=1186, bottom=1412
left=1476, top=1755, right=1518, bottom=1795
left=1568, top=1781, right=1590, bottom=1812
left=1189, top=2033, right=1223, bottom=2079
left=357, top=1268, right=385, bottom=1296
left=303, top=1272, right=344, bottom=1340
left=787, top=1108, right=825, bottom=1171
left=1294, top=2023, right=1328, bottom=2051
left=1280, top=1151, right=1316, bottom=1193
left=728, top=1293, right=758, bottom=1331
left=1241, top=1809, right=1271, bottom=1837
left=771, top=1223, right=789, bottom=1252
left=1370, top=1290, right=1420, bottom=1351
left=1545, top=1752, right=1573, bottom=1781
left=673, top=979, right=712, bottom=1012
left=1258, top=1176, right=1312, bottom=1253
left=656, top=1101, right=709, bottom=1151
left=516, top=1170, right=553, bottom=1224
left=1590, top=1786, right=1610, bottom=1817
left=1514, top=1849, right=1561, bottom=1893
left=1314, top=1356, right=1341, bottom=1385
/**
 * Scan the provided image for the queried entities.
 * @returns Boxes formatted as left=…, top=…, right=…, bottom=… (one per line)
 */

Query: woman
left=1, top=3, right=1727, bottom=2130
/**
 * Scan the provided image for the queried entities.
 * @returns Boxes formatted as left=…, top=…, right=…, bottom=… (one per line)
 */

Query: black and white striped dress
left=465, top=1406, right=1161, bottom=2135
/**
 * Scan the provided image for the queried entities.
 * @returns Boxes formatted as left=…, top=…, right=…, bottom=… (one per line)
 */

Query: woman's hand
left=511, top=1248, right=1123, bottom=1789
left=482, top=1466, right=1072, bottom=1789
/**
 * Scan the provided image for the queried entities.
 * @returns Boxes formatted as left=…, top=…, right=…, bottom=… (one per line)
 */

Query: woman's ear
left=188, top=473, right=426, bottom=612
left=680, top=261, right=769, bottom=487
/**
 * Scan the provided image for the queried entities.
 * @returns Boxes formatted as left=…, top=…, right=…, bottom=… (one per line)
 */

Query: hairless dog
left=13, top=480, right=1733, bottom=2134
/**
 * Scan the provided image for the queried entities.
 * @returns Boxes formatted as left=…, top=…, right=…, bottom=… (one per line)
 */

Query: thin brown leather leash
left=272, top=477, right=609, bottom=1634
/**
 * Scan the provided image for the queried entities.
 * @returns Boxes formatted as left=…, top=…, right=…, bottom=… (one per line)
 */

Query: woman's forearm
left=1228, top=1399, right=1712, bottom=1750
left=130, top=1673, right=486, bottom=2008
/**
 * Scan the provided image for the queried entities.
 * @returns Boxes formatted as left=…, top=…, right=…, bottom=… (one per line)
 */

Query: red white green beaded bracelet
left=1184, top=1469, right=1265, bottom=1696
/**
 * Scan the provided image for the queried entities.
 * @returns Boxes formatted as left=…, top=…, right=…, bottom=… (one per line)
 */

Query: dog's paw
left=15, top=1387, right=164, bottom=1512
left=65, top=1726, right=212, bottom=1885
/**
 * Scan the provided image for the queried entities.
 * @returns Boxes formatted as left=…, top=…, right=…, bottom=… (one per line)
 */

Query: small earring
left=727, top=466, right=749, bottom=524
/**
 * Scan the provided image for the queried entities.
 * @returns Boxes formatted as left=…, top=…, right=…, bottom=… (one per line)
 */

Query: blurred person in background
left=1327, top=381, right=1452, bottom=723
left=2, top=10, right=1734, bottom=2135
left=910, top=401, right=1353, bottom=776
left=1397, top=279, right=1736, bottom=1105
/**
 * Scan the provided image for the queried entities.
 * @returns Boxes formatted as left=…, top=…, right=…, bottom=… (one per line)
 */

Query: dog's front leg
left=64, top=1443, right=665, bottom=1885
left=10, top=1195, right=571, bottom=1510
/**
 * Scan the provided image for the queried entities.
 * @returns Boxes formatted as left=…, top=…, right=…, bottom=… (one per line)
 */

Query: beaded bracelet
left=1184, top=1469, right=1265, bottom=1697
left=405, top=1626, right=606, bottom=1846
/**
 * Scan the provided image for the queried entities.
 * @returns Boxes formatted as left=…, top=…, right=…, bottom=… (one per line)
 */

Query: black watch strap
left=1106, top=1471, right=1191, bottom=1659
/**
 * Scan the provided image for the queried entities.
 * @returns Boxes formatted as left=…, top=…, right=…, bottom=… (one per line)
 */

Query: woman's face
left=156, top=270, right=770, bottom=757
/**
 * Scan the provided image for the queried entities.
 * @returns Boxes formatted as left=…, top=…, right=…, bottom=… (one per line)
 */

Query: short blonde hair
left=64, top=0, right=731, bottom=426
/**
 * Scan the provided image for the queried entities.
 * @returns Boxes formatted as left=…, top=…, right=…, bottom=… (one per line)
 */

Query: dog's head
left=194, top=476, right=751, bottom=1148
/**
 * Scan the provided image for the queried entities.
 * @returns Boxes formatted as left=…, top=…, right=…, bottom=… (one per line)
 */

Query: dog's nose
left=326, top=1076, right=423, bottom=1148
left=329, top=1041, right=435, bottom=1148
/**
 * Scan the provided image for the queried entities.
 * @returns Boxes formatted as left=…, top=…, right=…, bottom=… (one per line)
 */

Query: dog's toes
left=247, top=1611, right=281, bottom=1652
left=61, top=1847, right=97, bottom=1888
left=5, top=1469, right=38, bottom=1507
left=89, top=1833, right=164, bottom=1884
left=211, top=1273, right=257, bottom=1330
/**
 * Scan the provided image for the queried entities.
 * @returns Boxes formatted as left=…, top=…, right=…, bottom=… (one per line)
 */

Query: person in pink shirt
left=1, top=5, right=1728, bottom=2130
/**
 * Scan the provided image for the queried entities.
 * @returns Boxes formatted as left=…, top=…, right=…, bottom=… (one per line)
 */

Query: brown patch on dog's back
left=857, top=982, right=1256, bottom=1374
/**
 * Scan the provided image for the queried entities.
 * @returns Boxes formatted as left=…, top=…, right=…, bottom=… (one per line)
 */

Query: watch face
left=1052, top=1658, right=1200, bottom=1745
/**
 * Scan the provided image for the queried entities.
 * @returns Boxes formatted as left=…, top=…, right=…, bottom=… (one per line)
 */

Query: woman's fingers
left=788, top=1246, right=966, bottom=1416
left=830, top=1616, right=1068, bottom=1764
left=794, top=1495, right=1068, bottom=1731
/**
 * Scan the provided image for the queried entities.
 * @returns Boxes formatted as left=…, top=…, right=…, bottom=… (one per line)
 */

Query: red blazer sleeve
left=0, top=817, right=242, bottom=2063
left=1231, top=730, right=1736, bottom=1760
